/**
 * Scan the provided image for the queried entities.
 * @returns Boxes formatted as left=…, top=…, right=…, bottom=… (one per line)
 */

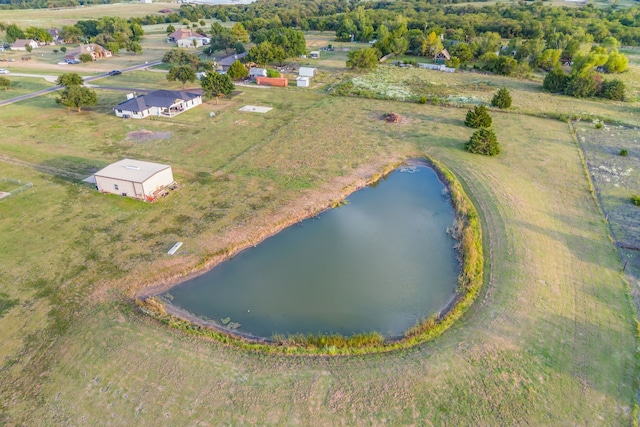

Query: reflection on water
left=167, top=165, right=459, bottom=338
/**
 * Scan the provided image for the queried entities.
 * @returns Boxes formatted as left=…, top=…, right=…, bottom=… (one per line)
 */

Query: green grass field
left=0, top=25, right=639, bottom=425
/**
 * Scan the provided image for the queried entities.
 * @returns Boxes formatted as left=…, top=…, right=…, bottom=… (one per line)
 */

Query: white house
left=10, top=39, right=38, bottom=51
left=296, top=76, right=310, bottom=87
left=298, top=67, right=317, bottom=77
left=93, top=159, right=175, bottom=201
left=177, top=36, right=208, bottom=48
left=249, top=67, right=267, bottom=78
left=113, top=89, right=202, bottom=119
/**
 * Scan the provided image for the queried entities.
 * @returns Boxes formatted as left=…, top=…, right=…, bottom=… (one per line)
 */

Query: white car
left=0, top=69, right=9, bottom=74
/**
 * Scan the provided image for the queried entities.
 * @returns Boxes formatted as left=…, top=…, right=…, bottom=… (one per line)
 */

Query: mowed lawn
left=0, top=83, right=636, bottom=424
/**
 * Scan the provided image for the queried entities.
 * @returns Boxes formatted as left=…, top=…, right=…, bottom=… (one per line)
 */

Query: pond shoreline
left=135, top=156, right=484, bottom=354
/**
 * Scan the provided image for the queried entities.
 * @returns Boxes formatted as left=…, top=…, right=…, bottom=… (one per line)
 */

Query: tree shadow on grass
left=517, top=219, right=620, bottom=271
left=38, top=156, right=110, bottom=184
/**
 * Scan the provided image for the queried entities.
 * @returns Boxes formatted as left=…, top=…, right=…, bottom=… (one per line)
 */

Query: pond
left=165, top=163, right=460, bottom=339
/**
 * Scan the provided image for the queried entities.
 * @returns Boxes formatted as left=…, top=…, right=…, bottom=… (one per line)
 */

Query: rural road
left=0, top=60, right=162, bottom=107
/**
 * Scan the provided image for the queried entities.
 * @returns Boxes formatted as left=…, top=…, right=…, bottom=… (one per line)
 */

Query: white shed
left=296, top=76, right=310, bottom=87
left=249, top=67, right=267, bottom=78
left=298, top=67, right=317, bottom=77
left=94, top=159, right=174, bottom=201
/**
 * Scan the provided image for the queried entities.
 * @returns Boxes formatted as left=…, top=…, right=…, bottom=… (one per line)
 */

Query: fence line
left=0, top=177, right=33, bottom=200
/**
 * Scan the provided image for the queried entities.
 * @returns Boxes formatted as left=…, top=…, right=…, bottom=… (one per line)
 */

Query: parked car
left=108, top=70, right=122, bottom=76
left=0, top=69, right=9, bottom=74
left=64, top=59, right=80, bottom=64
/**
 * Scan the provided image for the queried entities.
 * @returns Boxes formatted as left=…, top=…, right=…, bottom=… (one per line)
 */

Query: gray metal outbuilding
left=93, top=159, right=174, bottom=201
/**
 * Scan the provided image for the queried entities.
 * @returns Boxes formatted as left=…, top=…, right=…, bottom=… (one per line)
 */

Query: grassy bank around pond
left=0, top=84, right=637, bottom=424
left=136, top=156, right=483, bottom=355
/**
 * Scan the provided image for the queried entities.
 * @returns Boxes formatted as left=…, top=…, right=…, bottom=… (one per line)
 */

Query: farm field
left=0, top=11, right=639, bottom=424
left=0, top=71, right=638, bottom=423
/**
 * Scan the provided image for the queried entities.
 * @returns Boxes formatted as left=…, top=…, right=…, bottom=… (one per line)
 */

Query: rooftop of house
left=11, top=39, right=36, bottom=47
left=218, top=52, right=248, bottom=67
left=94, top=159, right=171, bottom=183
left=115, top=89, right=202, bottom=113
left=168, top=28, right=207, bottom=40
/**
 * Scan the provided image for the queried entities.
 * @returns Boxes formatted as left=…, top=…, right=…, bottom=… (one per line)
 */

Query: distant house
left=65, top=44, right=112, bottom=61
left=309, top=51, right=320, bottom=59
left=296, top=76, right=310, bottom=87
left=140, top=0, right=152, bottom=3
left=434, top=49, right=451, bottom=64
left=167, top=28, right=207, bottom=44
left=218, top=52, right=248, bottom=71
left=113, top=89, right=203, bottom=119
left=177, top=36, right=209, bottom=48
left=249, top=67, right=267, bottom=78
left=93, top=159, right=175, bottom=201
left=298, top=67, right=317, bottom=77
left=47, top=29, right=61, bottom=45
left=10, top=39, right=38, bottom=51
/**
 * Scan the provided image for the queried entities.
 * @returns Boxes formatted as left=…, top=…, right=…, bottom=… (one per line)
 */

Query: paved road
left=0, top=60, right=162, bottom=107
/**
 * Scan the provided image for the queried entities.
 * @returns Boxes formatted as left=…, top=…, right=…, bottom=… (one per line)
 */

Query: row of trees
left=0, top=17, right=144, bottom=56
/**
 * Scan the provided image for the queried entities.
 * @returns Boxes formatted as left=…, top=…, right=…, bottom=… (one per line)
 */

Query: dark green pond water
left=166, top=164, right=459, bottom=338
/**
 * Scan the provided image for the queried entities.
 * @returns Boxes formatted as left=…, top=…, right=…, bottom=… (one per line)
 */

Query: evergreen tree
left=464, top=105, right=492, bottom=128
left=0, top=76, right=10, bottom=91
left=491, top=87, right=512, bottom=108
left=543, top=66, right=569, bottom=93
left=227, top=60, right=248, bottom=80
left=565, top=70, right=601, bottom=98
left=600, top=79, right=626, bottom=101
left=465, top=128, right=500, bottom=156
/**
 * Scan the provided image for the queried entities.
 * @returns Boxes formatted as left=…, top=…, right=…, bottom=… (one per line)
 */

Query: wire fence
left=0, top=177, right=33, bottom=201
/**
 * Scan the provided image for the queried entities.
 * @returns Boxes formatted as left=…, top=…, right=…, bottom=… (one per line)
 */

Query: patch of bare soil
left=125, top=129, right=172, bottom=142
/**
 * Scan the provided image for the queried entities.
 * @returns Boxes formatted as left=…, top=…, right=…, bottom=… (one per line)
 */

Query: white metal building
left=298, top=67, right=317, bottom=77
left=296, top=76, right=310, bottom=87
left=94, top=159, right=174, bottom=200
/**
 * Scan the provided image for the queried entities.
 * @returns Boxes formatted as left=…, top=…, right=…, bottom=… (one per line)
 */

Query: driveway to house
left=0, top=60, right=163, bottom=107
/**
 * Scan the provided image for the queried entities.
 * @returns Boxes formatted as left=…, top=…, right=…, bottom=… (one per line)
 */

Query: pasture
left=0, top=19, right=638, bottom=425
left=0, top=71, right=637, bottom=424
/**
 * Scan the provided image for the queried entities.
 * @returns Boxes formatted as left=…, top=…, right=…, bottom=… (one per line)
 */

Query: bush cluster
left=464, top=105, right=498, bottom=156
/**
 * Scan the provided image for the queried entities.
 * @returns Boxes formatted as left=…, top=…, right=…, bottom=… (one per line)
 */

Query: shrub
left=464, top=105, right=492, bottom=128
left=543, top=66, right=568, bottom=93
left=491, top=87, right=512, bottom=109
left=53, top=49, right=58, bottom=54
left=465, top=128, right=500, bottom=156
left=60, top=46, right=67, bottom=53
left=78, top=53, right=93, bottom=63
left=565, top=71, right=602, bottom=98
left=0, top=76, right=10, bottom=90
left=266, top=68, right=280, bottom=78
left=600, top=79, right=626, bottom=101
left=621, top=149, right=628, bottom=156
left=418, top=95, right=427, bottom=104
left=227, top=60, right=248, bottom=80
left=595, top=122, right=603, bottom=129
left=633, top=195, right=640, bottom=206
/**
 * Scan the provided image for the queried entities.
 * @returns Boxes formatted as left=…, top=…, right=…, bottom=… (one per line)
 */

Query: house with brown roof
left=10, top=39, right=39, bottom=51
left=167, top=28, right=208, bottom=43
left=434, top=49, right=451, bottom=64
left=65, top=44, right=112, bottom=61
